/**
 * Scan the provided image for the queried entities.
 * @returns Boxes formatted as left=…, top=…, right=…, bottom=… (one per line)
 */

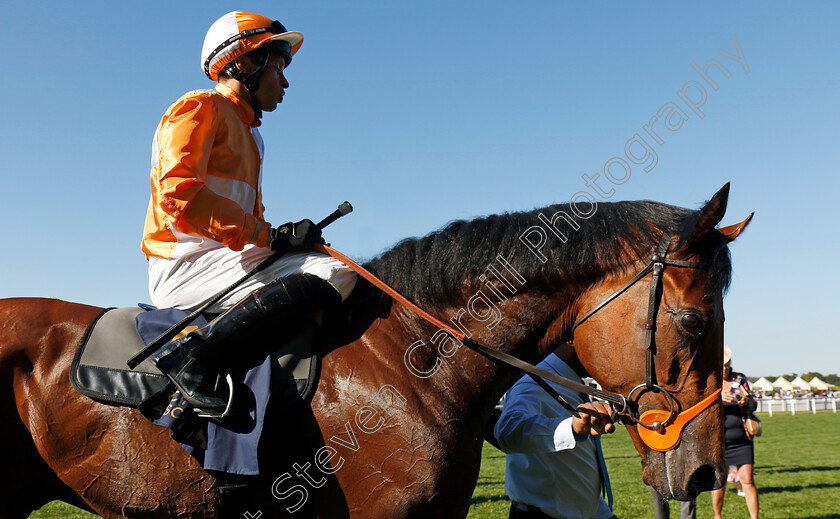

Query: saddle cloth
left=69, top=305, right=321, bottom=475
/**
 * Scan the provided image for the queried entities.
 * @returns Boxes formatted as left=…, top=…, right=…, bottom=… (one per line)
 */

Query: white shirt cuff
left=552, top=417, right=578, bottom=451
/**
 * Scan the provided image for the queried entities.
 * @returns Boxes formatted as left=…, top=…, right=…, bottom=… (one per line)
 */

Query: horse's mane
left=364, top=200, right=732, bottom=307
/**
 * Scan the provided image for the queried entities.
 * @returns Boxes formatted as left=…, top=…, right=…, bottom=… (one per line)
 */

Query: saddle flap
left=70, top=307, right=323, bottom=409
left=271, top=319, right=319, bottom=401
left=70, top=307, right=171, bottom=408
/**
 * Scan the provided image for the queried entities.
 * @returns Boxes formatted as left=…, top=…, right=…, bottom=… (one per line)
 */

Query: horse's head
left=570, top=183, right=752, bottom=500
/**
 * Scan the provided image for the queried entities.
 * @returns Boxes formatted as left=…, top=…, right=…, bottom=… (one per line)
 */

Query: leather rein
left=315, top=233, right=721, bottom=452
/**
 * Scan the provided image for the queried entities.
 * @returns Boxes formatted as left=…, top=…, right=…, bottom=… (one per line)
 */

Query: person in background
left=494, top=343, right=617, bottom=519
left=711, top=345, right=760, bottom=519
left=651, top=488, right=695, bottom=519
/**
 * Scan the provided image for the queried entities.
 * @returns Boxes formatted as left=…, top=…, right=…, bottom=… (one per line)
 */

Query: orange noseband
left=637, top=389, right=721, bottom=452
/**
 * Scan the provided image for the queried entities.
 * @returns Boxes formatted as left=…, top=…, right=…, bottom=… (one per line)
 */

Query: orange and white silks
left=142, top=84, right=357, bottom=312
left=142, top=83, right=270, bottom=261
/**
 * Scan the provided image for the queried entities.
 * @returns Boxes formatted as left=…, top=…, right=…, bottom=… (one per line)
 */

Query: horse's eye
left=680, top=313, right=704, bottom=333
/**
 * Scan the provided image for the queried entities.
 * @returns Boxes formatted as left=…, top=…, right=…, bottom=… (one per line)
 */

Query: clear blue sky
left=2, top=2, right=837, bottom=377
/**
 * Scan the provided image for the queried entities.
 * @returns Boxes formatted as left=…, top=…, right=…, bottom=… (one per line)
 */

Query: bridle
left=312, top=233, right=722, bottom=452
left=569, top=233, right=722, bottom=449
left=572, top=233, right=702, bottom=429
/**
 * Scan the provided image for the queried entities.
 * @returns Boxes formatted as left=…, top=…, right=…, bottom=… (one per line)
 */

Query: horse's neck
left=355, top=248, right=595, bottom=420
left=406, top=287, right=577, bottom=419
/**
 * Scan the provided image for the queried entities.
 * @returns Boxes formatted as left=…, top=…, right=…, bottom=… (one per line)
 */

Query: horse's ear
left=682, top=183, right=730, bottom=248
left=718, top=212, right=754, bottom=243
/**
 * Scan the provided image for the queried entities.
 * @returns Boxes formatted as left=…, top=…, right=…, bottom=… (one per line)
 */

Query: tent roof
left=790, top=376, right=812, bottom=390
left=772, top=376, right=794, bottom=389
left=751, top=377, right=774, bottom=390
left=809, top=377, right=834, bottom=390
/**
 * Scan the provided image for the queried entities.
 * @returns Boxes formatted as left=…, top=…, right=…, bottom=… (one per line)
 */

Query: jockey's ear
left=233, top=54, right=258, bottom=74
left=680, top=183, right=730, bottom=249
left=717, top=213, right=754, bottom=243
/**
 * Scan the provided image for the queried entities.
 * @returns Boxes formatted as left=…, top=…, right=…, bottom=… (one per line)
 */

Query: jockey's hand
left=270, top=219, right=325, bottom=253
left=572, top=401, right=616, bottom=437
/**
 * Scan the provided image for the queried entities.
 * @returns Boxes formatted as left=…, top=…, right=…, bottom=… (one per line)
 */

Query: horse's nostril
left=687, top=464, right=720, bottom=495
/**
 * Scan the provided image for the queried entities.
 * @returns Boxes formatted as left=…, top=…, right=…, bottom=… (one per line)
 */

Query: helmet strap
left=225, top=51, right=271, bottom=121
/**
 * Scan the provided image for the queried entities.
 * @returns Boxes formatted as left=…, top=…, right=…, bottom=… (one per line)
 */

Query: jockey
left=142, top=11, right=355, bottom=414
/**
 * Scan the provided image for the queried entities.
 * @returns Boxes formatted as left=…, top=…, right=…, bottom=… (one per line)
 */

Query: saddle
left=70, top=306, right=321, bottom=410
left=67, top=280, right=389, bottom=475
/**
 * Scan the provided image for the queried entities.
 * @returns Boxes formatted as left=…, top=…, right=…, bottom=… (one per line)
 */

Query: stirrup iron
left=195, top=373, right=235, bottom=419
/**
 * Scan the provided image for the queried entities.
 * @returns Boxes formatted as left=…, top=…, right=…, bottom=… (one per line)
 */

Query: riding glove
left=270, top=219, right=324, bottom=253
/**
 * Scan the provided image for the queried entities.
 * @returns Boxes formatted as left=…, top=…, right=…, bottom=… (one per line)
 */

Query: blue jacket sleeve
left=493, top=376, right=581, bottom=454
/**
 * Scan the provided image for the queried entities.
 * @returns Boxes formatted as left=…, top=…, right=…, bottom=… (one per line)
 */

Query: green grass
left=469, top=411, right=840, bottom=519
left=27, top=507, right=94, bottom=519
left=31, top=412, right=840, bottom=518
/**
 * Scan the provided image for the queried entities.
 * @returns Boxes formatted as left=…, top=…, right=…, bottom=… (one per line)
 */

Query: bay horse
left=0, top=184, right=750, bottom=518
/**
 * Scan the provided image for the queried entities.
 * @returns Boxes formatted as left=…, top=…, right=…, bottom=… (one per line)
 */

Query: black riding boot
left=152, top=273, right=341, bottom=415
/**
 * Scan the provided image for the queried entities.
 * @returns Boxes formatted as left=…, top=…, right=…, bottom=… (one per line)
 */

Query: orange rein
left=313, top=244, right=467, bottom=341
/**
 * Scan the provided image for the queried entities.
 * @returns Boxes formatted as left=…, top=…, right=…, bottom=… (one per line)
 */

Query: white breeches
left=148, top=245, right=356, bottom=313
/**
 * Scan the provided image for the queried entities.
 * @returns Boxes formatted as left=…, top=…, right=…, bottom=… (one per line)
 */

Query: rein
left=315, top=244, right=627, bottom=415
left=127, top=203, right=353, bottom=370
left=315, top=232, right=721, bottom=452
left=312, top=245, right=628, bottom=414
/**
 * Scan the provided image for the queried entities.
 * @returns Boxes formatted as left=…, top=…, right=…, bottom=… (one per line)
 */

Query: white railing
left=756, top=397, right=838, bottom=416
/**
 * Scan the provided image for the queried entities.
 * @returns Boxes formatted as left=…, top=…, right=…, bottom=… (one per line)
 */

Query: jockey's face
left=254, top=54, right=289, bottom=113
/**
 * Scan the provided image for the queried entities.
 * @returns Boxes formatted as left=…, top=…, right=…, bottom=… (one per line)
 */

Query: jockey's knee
left=331, top=270, right=356, bottom=301
left=292, top=252, right=356, bottom=302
